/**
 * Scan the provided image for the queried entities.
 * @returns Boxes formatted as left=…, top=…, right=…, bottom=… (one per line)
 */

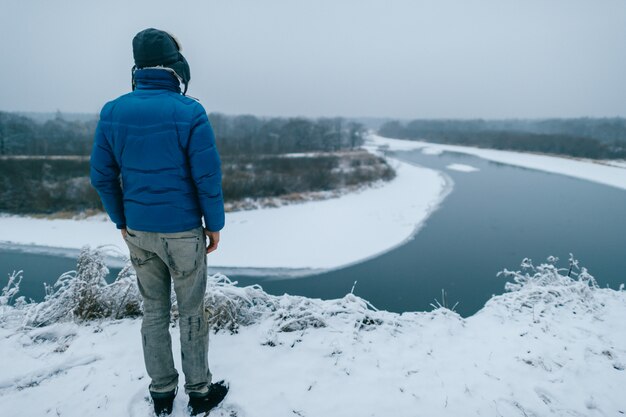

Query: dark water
left=233, top=150, right=626, bottom=316
left=0, top=249, right=121, bottom=302
left=2, top=150, right=625, bottom=316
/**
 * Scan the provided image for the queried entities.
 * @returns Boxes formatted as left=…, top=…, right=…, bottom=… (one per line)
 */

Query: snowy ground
left=2, top=138, right=626, bottom=416
left=371, top=135, right=626, bottom=190
left=1, top=260, right=625, bottom=417
left=0, top=153, right=448, bottom=270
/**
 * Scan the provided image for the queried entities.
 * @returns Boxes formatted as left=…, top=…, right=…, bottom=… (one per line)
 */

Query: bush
left=1, top=247, right=383, bottom=335
left=492, top=254, right=607, bottom=318
left=0, top=150, right=395, bottom=215
left=21, top=247, right=142, bottom=327
left=221, top=150, right=395, bottom=202
left=2, top=250, right=618, bottom=339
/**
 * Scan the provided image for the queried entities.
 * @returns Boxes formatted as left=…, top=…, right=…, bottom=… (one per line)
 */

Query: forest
left=0, top=112, right=363, bottom=156
left=0, top=112, right=394, bottom=215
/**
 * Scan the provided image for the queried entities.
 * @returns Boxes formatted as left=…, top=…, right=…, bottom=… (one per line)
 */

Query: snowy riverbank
left=371, top=135, right=626, bottom=190
left=1, top=256, right=625, bottom=417
left=3, top=135, right=626, bottom=272
left=0, top=151, right=448, bottom=271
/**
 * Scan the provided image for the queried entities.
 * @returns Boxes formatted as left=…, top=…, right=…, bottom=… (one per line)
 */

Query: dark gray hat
left=132, top=28, right=191, bottom=94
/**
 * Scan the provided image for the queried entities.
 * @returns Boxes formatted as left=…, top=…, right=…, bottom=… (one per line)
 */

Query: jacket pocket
left=164, top=235, right=202, bottom=274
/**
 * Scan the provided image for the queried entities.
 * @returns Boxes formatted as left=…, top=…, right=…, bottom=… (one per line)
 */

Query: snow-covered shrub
left=0, top=270, right=23, bottom=307
left=274, top=292, right=383, bottom=332
left=0, top=271, right=30, bottom=326
left=4, top=247, right=617, bottom=339
left=202, top=274, right=277, bottom=333
left=200, top=274, right=384, bottom=334
left=3, top=247, right=383, bottom=333
left=493, top=254, right=604, bottom=318
left=25, top=247, right=142, bottom=327
left=102, top=263, right=142, bottom=319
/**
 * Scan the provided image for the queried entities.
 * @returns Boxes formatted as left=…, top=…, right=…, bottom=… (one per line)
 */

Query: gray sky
left=1, top=0, right=625, bottom=119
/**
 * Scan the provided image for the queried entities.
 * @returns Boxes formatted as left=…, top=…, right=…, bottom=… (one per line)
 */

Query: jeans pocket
left=164, top=235, right=202, bottom=274
left=127, top=240, right=157, bottom=266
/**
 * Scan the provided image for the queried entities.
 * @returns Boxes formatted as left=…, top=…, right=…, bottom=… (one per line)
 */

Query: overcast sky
left=1, top=0, right=625, bottom=119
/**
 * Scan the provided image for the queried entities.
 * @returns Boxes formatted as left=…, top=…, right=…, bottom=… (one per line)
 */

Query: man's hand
left=204, top=229, right=220, bottom=254
left=121, top=227, right=128, bottom=239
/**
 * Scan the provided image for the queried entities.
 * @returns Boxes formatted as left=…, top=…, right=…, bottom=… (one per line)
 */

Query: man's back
left=91, top=68, right=224, bottom=233
left=90, top=28, right=228, bottom=416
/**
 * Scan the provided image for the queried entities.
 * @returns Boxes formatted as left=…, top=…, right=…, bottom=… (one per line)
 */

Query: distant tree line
left=0, top=112, right=380, bottom=215
left=222, top=151, right=394, bottom=201
left=379, top=119, right=626, bottom=159
left=0, top=158, right=101, bottom=213
left=208, top=113, right=364, bottom=154
left=0, top=111, right=365, bottom=156
left=0, top=151, right=394, bottom=214
left=0, top=112, right=96, bottom=156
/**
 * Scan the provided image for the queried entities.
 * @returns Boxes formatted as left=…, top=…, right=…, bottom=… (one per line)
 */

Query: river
left=234, top=149, right=626, bottom=316
left=2, top=149, right=625, bottom=316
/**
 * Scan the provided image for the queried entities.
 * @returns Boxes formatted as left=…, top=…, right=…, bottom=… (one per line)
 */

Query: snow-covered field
left=1, top=258, right=624, bottom=417
left=371, top=135, right=626, bottom=190
left=0, top=155, right=448, bottom=271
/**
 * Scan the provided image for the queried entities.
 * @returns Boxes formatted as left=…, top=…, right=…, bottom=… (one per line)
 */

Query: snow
left=446, top=163, right=479, bottom=173
left=420, top=146, right=443, bottom=155
left=280, top=152, right=322, bottom=158
left=371, top=135, right=626, bottom=190
left=2, top=134, right=624, bottom=272
left=600, top=159, right=626, bottom=169
left=1, top=260, right=625, bottom=417
left=0, top=154, right=448, bottom=270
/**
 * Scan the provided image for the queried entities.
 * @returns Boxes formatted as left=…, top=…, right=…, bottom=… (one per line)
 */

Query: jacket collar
left=134, top=68, right=181, bottom=93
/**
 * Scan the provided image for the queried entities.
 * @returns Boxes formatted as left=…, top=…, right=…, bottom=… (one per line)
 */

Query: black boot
left=188, top=381, right=229, bottom=416
left=150, top=388, right=177, bottom=416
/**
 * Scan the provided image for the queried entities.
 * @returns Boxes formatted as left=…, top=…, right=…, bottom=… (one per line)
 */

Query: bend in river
left=234, top=149, right=626, bottom=316
left=2, top=149, right=626, bottom=317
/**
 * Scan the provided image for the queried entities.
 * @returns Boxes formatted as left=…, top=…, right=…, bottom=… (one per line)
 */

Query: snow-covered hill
left=1, top=251, right=624, bottom=417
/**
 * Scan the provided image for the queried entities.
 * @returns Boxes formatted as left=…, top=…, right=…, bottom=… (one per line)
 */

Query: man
left=90, top=28, right=228, bottom=416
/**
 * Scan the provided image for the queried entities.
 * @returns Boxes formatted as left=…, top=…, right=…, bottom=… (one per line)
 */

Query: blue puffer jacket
left=90, top=69, right=225, bottom=233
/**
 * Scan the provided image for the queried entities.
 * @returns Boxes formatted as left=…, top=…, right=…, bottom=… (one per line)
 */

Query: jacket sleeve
left=188, top=105, right=225, bottom=232
left=90, top=115, right=126, bottom=229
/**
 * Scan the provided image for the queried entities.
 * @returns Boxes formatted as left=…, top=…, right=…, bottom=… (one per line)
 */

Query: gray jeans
left=124, top=226, right=211, bottom=395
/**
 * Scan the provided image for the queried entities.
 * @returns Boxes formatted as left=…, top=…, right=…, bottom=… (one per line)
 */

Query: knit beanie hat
left=131, top=28, right=191, bottom=94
